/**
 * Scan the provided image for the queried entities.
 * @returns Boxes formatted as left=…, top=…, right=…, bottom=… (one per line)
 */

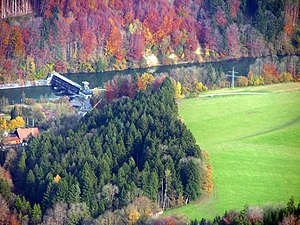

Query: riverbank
left=0, top=79, right=49, bottom=90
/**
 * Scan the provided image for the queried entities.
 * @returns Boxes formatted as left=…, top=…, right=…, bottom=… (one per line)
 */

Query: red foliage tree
left=143, top=9, right=161, bottom=34
left=106, top=20, right=123, bottom=59
left=54, top=60, right=67, bottom=73
left=262, top=63, right=281, bottom=84
left=119, top=76, right=135, bottom=98
left=126, top=34, right=145, bottom=61
left=202, top=19, right=217, bottom=51
left=152, top=75, right=166, bottom=91
left=43, top=0, right=56, bottom=19
left=171, top=29, right=183, bottom=46
left=82, top=29, right=97, bottom=55
left=215, top=7, right=227, bottom=26
left=284, top=0, right=299, bottom=39
left=228, top=0, right=240, bottom=19
left=105, top=81, right=116, bottom=102
left=226, top=23, right=240, bottom=57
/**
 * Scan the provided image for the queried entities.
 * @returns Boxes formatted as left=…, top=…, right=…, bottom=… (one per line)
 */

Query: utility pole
left=226, top=67, right=239, bottom=89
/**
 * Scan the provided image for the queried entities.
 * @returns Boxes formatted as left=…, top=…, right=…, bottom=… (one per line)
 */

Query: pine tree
left=31, top=203, right=42, bottom=225
left=56, top=179, right=68, bottom=202
left=25, top=169, right=36, bottom=202
left=10, top=106, right=19, bottom=120
left=67, top=182, right=81, bottom=203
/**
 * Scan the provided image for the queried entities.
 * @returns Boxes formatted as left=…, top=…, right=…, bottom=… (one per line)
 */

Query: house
left=2, top=127, right=39, bottom=147
left=2, top=136, right=22, bottom=146
left=16, top=128, right=39, bottom=140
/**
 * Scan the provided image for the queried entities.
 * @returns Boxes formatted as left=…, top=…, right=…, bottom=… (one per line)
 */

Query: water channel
left=0, top=55, right=298, bottom=104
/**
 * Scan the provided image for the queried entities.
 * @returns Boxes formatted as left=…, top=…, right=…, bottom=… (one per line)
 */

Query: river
left=0, top=55, right=298, bottom=104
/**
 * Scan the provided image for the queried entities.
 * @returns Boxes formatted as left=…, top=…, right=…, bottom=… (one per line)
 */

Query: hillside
left=1, top=77, right=211, bottom=224
left=166, top=82, right=300, bottom=220
left=0, top=0, right=299, bottom=82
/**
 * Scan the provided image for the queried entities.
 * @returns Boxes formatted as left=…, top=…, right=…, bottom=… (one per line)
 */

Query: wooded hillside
left=7, top=77, right=211, bottom=224
left=0, top=0, right=299, bottom=82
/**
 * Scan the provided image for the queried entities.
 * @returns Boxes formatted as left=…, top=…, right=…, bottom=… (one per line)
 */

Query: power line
left=226, top=67, right=239, bottom=88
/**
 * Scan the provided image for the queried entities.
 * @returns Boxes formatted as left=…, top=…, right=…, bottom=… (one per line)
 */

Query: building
left=2, top=127, right=39, bottom=147
left=16, top=127, right=39, bottom=140
left=2, top=135, right=22, bottom=146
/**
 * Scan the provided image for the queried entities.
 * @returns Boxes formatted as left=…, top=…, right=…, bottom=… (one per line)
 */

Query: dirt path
left=199, top=92, right=270, bottom=98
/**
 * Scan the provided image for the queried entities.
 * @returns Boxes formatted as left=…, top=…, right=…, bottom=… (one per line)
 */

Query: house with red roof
left=16, top=128, right=39, bottom=140
left=2, top=127, right=39, bottom=147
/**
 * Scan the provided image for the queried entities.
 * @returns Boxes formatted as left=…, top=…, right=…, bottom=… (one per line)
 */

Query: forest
left=0, top=77, right=212, bottom=224
left=0, top=0, right=299, bottom=82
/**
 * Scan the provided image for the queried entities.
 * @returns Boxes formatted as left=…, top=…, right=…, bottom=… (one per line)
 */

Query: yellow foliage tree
left=195, top=82, right=203, bottom=93
left=138, top=73, right=155, bottom=90
left=127, top=206, right=140, bottom=225
left=280, top=72, right=293, bottom=82
left=173, top=81, right=183, bottom=99
left=195, top=82, right=207, bottom=93
left=54, top=174, right=61, bottom=183
left=8, top=116, right=25, bottom=130
left=0, top=118, right=8, bottom=130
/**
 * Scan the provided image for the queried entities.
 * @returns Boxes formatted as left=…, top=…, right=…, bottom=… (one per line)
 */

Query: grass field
left=165, top=83, right=300, bottom=220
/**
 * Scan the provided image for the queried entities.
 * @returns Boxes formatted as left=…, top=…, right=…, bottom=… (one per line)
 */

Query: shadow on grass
left=238, top=116, right=300, bottom=140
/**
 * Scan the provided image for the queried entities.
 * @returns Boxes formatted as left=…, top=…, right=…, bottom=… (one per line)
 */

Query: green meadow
left=166, top=83, right=300, bottom=220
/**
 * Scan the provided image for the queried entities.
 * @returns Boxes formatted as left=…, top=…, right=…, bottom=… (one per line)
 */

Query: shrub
left=247, top=70, right=255, bottom=85
left=262, top=63, right=281, bottom=84
left=247, top=206, right=264, bottom=224
left=212, top=84, right=219, bottom=90
left=280, top=72, right=293, bottom=82
left=195, top=82, right=208, bottom=93
left=237, top=76, right=249, bottom=87
left=218, top=80, right=230, bottom=88
left=253, top=76, right=264, bottom=86
left=195, top=82, right=203, bottom=93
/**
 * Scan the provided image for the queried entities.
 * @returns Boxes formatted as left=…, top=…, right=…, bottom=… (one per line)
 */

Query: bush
left=262, top=63, right=281, bottom=84
left=247, top=70, right=255, bottom=85
left=237, top=76, right=249, bottom=87
left=253, top=76, right=264, bottom=86
left=280, top=72, right=293, bottom=82
left=195, top=82, right=208, bottom=93
left=218, top=80, right=230, bottom=88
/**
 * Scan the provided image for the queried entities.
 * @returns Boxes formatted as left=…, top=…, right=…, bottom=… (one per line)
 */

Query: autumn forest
left=0, top=0, right=299, bottom=83
left=1, top=0, right=300, bottom=224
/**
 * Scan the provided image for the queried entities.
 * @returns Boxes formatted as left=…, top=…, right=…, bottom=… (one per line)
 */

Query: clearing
left=165, top=82, right=300, bottom=220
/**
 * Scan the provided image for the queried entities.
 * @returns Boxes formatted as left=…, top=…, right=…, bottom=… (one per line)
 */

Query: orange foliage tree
left=106, top=19, right=124, bottom=60
left=262, top=63, right=281, bottom=84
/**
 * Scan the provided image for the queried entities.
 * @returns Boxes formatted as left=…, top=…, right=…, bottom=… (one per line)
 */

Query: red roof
left=3, top=136, right=21, bottom=145
left=16, top=128, right=39, bottom=140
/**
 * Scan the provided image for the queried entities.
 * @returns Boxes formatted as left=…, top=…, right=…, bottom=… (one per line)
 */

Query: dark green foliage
left=11, top=77, right=204, bottom=218
left=15, top=195, right=31, bottom=216
left=180, top=160, right=201, bottom=201
left=31, top=203, right=42, bottom=225
left=10, top=106, right=20, bottom=119
left=0, top=178, right=12, bottom=202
